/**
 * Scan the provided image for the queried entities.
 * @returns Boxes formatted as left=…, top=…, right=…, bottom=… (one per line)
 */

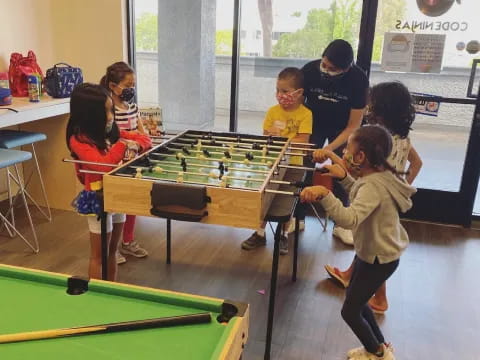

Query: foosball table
left=103, top=130, right=297, bottom=229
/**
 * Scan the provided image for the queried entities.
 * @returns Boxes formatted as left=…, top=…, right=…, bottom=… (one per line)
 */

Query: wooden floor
left=2, top=206, right=480, bottom=360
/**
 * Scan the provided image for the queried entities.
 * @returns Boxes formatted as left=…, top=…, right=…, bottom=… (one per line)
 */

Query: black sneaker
left=241, top=232, right=267, bottom=250
left=279, top=235, right=288, bottom=255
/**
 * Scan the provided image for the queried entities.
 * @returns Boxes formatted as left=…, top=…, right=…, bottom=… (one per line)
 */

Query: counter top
left=0, top=96, right=70, bottom=128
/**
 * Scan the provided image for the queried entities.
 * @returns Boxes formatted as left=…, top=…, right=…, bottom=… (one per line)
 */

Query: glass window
left=369, top=0, right=480, bottom=200
left=236, top=0, right=363, bottom=135
left=134, top=0, right=233, bottom=132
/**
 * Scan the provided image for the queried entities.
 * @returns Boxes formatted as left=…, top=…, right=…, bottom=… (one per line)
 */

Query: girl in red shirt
left=66, top=83, right=151, bottom=281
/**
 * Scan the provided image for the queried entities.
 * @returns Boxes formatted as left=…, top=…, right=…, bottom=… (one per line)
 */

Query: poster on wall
left=381, top=33, right=415, bottom=72
left=411, top=34, right=446, bottom=73
left=381, top=32, right=446, bottom=73
left=411, top=92, right=440, bottom=117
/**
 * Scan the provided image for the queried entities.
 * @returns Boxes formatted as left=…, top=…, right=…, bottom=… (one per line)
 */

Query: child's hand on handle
left=265, top=127, right=281, bottom=136
left=321, top=164, right=347, bottom=179
left=312, top=149, right=334, bottom=163
left=300, top=186, right=330, bottom=203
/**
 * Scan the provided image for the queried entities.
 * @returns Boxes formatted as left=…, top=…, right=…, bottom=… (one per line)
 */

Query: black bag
left=44, top=63, right=83, bottom=98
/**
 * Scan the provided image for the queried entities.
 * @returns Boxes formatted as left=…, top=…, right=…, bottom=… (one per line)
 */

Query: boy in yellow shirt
left=241, top=67, right=312, bottom=255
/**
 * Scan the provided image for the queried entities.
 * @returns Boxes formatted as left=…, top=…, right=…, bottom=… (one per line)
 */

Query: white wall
left=0, top=0, right=127, bottom=82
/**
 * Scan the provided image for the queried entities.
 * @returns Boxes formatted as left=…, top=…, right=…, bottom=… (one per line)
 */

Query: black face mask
left=119, top=87, right=135, bottom=102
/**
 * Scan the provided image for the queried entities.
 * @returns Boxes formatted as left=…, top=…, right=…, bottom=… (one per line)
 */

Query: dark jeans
left=341, top=256, right=399, bottom=353
left=295, top=133, right=348, bottom=220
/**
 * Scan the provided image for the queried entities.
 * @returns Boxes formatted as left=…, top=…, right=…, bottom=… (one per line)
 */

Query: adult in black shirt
left=301, top=39, right=368, bottom=245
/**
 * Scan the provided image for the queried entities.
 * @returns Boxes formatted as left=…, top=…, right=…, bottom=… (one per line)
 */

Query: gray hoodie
left=320, top=171, right=416, bottom=264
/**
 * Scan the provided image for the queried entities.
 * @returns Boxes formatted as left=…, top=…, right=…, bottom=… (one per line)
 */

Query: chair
left=0, top=149, right=39, bottom=252
left=0, top=130, right=51, bottom=225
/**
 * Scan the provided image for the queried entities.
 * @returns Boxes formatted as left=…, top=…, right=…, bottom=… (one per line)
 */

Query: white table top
left=0, top=96, right=70, bottom=128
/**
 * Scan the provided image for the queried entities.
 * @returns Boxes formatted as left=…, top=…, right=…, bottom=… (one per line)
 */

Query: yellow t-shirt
left=263, top=104, right=312, bottom=165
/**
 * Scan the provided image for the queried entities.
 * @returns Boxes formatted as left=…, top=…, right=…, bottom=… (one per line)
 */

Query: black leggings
left=341, top=256, right=399, bottom=353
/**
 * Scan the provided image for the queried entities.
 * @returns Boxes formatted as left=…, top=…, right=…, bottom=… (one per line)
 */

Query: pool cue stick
left=63, top=158, right=120, bottom=167
left=0, top=313, right=212, bottom=344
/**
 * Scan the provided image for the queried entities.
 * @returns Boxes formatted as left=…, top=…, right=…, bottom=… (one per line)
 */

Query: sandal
left=324, top=265, right=349, bottom=288
left=368, top=298, right=388, bottom=315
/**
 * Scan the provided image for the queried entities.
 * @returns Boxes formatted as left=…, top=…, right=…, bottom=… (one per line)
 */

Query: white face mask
left=319, top=62, right=344, bottom=77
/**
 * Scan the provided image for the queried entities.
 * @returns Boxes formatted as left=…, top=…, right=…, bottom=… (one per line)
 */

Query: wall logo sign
left=416, top=0, right=461, bottom=17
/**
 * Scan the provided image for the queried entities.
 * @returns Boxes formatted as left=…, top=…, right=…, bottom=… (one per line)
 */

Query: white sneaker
left=332, top=225, right=354, bottom=245
left=116, top=251, right=127, bottom=265
left=348, top=344, right=394, bottom=360
left=287, top=218, right=305, bottom=234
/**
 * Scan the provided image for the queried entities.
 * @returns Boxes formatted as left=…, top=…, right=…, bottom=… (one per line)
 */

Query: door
left=364, top=0, right=480, bottom=226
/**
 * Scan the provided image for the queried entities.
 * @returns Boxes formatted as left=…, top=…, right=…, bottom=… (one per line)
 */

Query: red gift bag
left=9, top=51, right=44, bottom=97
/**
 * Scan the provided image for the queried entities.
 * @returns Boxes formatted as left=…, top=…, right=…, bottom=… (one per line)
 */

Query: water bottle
left=28, top=75, right=40, bottom=102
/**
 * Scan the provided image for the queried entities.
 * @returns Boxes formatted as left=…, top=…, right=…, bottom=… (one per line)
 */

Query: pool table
left=0, top=264, right=249, bottom=359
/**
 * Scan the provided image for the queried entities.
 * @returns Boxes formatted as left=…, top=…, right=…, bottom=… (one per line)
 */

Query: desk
left=0, top=264, right=249, bottom=359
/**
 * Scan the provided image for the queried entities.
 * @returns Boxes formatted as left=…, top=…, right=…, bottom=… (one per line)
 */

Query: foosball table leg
left=166, top=218, right=172, bottom=265
left=292, top=216, right=300, bottom=282
left=264, top=221, right=283, bottom=360
left=101, top=211, right=108, bottom=280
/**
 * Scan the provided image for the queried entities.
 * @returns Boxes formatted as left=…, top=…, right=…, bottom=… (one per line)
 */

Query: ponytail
left=99, top=61, right=134, bottom=89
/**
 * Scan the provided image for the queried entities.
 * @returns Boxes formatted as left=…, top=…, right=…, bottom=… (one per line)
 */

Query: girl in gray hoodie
left=300, top=125, right=416, bottom=360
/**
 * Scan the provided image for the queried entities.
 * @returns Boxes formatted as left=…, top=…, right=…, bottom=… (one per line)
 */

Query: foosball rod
left=290, top=142, right=317, bottom=147
left=180, top=136, right=285, bottom=151
left=171, top=141, right=282, bottom=155
left=164, top=146, right=279, bottom=161
left=155, top=153, right=274, bottom=168
left=284, top=152, right=310, bottom=157
left=288, top=146, right=317, bottom=152
left=264, top=189, right=298, bottom=196
left=148, top=157, right=270, bottom=175
left=63, top=158, right=120, bottom=167
left=116, top=173, right=258, bottom=191
left=130, top=165, right=265, bottom=183
left=184, top=133, right=288, bottom=146
left=150, top=131, right=178, bottom=138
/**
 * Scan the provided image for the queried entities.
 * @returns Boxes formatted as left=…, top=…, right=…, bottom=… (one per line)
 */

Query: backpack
left=8, top=51, right=44, bottom=97
left=44, top=63, right=83, bottom=98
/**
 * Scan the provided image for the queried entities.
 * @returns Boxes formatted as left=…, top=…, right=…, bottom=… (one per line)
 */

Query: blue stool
left=0, top=130, right=51, bottom=223
left=0, top=149, right=39, bottom=253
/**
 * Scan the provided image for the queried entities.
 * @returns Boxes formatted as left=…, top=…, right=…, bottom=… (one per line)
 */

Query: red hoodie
left=69, top=130, right=152, bottom=190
